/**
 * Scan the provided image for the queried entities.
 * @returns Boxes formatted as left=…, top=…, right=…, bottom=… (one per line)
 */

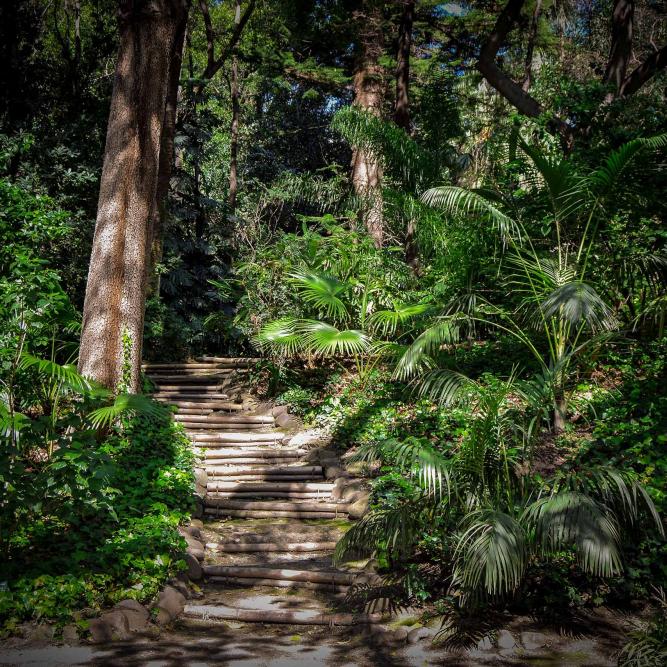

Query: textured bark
left=393, top=0, right=414, bottom=131
left=149, top=14, right=188, bottom=293
left=351, top=0, right=385, bottom=248
left=603, top=0, right=634, bottom=97
left=78, top=0, right=190, bottom=391
left=228, top=0, right=241, bottom=211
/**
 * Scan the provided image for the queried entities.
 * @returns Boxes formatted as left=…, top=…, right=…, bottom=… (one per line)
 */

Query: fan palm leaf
left=87, top=394, right=169, bottom=430
left=394, top=319, right=460, bottom=381
left=289, top=271, right=349, bottom=321
left=298, top=320, right=370, bottom=357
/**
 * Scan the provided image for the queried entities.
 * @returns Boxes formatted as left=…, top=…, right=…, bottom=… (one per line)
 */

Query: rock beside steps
left=148, top=359, right=371, bottom=629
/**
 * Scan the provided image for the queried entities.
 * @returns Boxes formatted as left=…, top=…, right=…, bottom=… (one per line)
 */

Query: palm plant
left=255, top=269, right=430, bottom=381
left=400, top=134, right=667, bottom=429
left=335, top=376, right=663, bottom=608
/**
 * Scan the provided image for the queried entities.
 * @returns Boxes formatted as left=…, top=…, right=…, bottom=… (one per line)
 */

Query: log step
left=196, top=357, right=261, bottom=365
left=202, top=565, right=358, bottom=585
left=206, top=541, right=337, bottom=553
left=157, top=400, right=246, bottom=410
left=204, top=449, right=305, bottom=459
left=191, top=432, right=285, bottom=442
left=205, top=499, right=346, bottom=512
left=204, top=465, right=321, bottom=476
left=205, top=508, right=341, bottom=518
left=149, top=374, right=233, bottom=382
left=183, top=604, right=381, bottom=626
left=176, top=414, right=273, bottom=424
left=205, top=474, right=324, bottom=482
left=206, top=491, right=332, bottom=499
left=206, top=481, right=334, bottom=493
left=205, top=577, right=347, bottom=592
left=183, top=423, right=265, bottom=430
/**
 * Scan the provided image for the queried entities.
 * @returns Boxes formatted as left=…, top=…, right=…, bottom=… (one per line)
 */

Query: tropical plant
left=618, top=588, right=667, bottom=667
left=398, top=134, right=667, bottom=429
left=335, top=376, right=663, bottom=609
left=255, top=268, right=429, bottom=381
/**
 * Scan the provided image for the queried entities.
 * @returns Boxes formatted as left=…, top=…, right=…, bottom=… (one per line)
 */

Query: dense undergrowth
left=0, top=412, right=194, bottom=636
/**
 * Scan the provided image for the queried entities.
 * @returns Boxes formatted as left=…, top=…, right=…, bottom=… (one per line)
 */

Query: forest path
left=147, top=358, right=401, bottom=658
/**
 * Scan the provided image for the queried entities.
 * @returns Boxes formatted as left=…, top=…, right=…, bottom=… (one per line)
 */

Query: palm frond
left=334, top=503, right=423, bottom=564
left=18, top=353, right=100, bottom=395
left=368, top=303, right=430, bottom=336
left=87, top=394, right=169, bottom=430
left=452, top=510, right=527, bottom=597
left=289, top=271, right=349, bottom=321
left=415, top=368, right=476, bottom=406
left=299, top=320, right=370, bottom=356
left=588, top=134, right=667, bottom=195
left=394, top=319, right=460, bottom=381
left=525, top=492, right=623, bottom=577
left=255, top=318, right=303, bottom=356
left=541, top=281, right=618, bottom=332
left=421, top=186, right=520, bottom=242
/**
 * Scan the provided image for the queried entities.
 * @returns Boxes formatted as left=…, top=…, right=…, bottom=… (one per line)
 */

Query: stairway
left=147, top=358, right=379, bottom=630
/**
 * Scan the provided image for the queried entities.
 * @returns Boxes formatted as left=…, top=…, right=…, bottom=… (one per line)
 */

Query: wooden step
left=183, top=604, right=381, bottom=626
left=202, top=566, right=357, bottom=585
left=206, top=481, right=334, bottom=493
left=184, top=422, right=265, bottom=430
left=149, top=373, right=233, bottom=382
left=196, top=357, right=261, bottom=366
left=207, top=490, right=332, bottom=499
left=191, top=432, right=285, bottom=443
left=176, top=414, right=273, bottom=424
left=205, top=577, right=348, bottom=592
left=205, top=464, right=321, bottom=475
left=204, top=449, right=305, bottom=459
left=206, top=541, right=337, bottom=553
left=205, top=499, right=347, bottom=512
left=205, top=473, right=324, bottom=482
left=154, top=386, right=229, bottom=394
left=205, top=508, right=340, bottom=518
left=156, top=400, right=245, bottom=410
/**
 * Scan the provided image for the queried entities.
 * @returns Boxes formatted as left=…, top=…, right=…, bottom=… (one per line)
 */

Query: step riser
left=204, top=450, right=304, bottom=459
left=205, top=500, right=345, bottom=511
left=206, top=542, right=338, bottom=553
left=201, top=566, right=356, bottom=585
left=205, top=475, right=323, bottom=482
left=183, top=424, right=266, bottom=430
left=190, top=433, right=285, bottom=442
left=205, top=509, right=343, bottom=519
left=204, top=466, right=321, bottom=475
left=206, top=492, right=332, bottom=500
left=206, top=577, right=347, bottom=592
left=176, top=416, right=273, bottom=424
left=206, top=482, right=334, bottom=492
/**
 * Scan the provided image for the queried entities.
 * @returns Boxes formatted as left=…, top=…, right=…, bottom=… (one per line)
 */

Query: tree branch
left=198, top=0, right=215, bottom=74
left=476, top=0, right=572, bottom=146
left=619, top=43, right=667, bottom=96
left=201, top=0, right=256, bottom=82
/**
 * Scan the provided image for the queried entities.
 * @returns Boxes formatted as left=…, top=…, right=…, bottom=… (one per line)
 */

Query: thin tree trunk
left=351, top=0, right=385, bottom=248
left=393, top=0, right=413, bottom=131
left=78, top=0, right=190, bottom=392
left=522, top=0, right=541, bottom=91
left=228, top=0, right=241, bottom=211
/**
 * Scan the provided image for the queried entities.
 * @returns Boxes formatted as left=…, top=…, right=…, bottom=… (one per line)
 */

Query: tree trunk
left=522, top=0, right=542, bottom=91
left=351, top=0, right=385, bottom=248
left=149, top=17, right=188, bottom=295
left=228, top=0, right=241, bottom=211
left=603, top=0, right=634, bottom=99
left=393, top=0, right=413, bottom=131
left=78, top=0, right=190, bottom=392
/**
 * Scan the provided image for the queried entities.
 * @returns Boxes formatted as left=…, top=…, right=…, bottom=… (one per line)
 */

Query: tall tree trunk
left=78, top=0, right=190, bottom=392
left=228, top=0, right=241, bottom=211
left=149, top=18, right=188, bottom=295
left=351, top=0, right=385, bottom=248
left=393, top=0, right=419, bottom=269
left=393, top=0, right=413, bottom=131
left=604, top=0, right=634, bottom=99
